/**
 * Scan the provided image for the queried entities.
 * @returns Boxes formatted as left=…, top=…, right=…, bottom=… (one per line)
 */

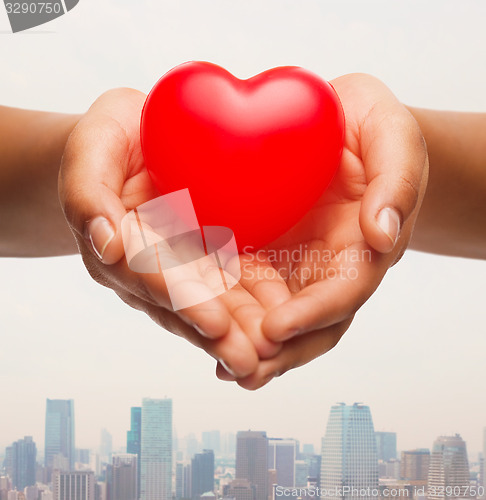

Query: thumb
left=359, top=107, right=428, bottom=253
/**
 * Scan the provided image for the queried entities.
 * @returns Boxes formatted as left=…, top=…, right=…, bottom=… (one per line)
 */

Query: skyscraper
left=268, top=438, right=297, bottom=487
left=320, top=403, right=379, bottom=500
left=100, top=428, right=113, bottom=464
left=127, top=406, right=142, bottom=500
left=44, top=399, right=75, bottom=472
left=236, top=431, right=268, bottom=500
left=109, top=454, right=138, bottom=500
left=427, top=435, right=470, bottom=500
left=140, top=398, right=172, bottom=500
left=175, top=463, right=184, bottom=500
left=375, top=432, right=397, bottom=461
left=52, top=470, right=95, bottom=500
left=400, top=449, right=430, bottom=482
left=7, top=436, right=37, bottom=490
left=191, top=450, right=214, bottom=500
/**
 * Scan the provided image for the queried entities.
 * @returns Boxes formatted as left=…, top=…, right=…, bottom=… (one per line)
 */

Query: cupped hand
left=217, top=73, right=429, bottom=389
left=59, top=88, right=284, bottom=379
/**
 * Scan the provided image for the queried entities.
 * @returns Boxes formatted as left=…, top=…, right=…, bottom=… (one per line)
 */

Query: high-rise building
left=100, top=429, right=113, bottom=464
left=127, top=406, right=142, bottom=500
left=268, top=439, right=297, bottom=487
left=320, top=402, right=379, bottom=500
left=202, top=432, right=221, bottom=456
left=8, top=436, right=37, bottom=490
left=45, top=399, right=75, bottom=472
left=109, top=454, right=138, bottom=500
left=140, top=398, right=172, bottom=500
left=236, top=431, right=268, bottom=500
left=175, top=463, right=184, bottom=500
left=191, top=450, right=214, bottom=500
left=375, top=432, right=397, bottom=461
left=306, top=454, right=322, bottom=487
left=295, top=460, right=309, bottom=487
left=400, top=449, right=430, bottom=482
left=184, top=464, right=192, bottom=500
left=427, top=435, right=470, bottom=500
left=52, top=470, right=95, bottom=500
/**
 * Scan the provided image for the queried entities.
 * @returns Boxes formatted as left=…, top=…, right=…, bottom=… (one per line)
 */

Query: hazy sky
left=1, top=0, right=486, bottom=456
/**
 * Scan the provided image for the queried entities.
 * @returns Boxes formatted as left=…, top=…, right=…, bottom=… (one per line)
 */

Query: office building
left=427, top=435, right=470, bottom=500
left=191, top=450, right=214, bottom=500
left=268, top=439, right=297, bottom=487
left=184, top=463, right=192, bottom=500
left=376, top=432, right=397, bottom=461
left=52, top=470, right=95, bottom=500
left=44, top=399, right=75, bottom=471
left=175, top=463, right=184, bottom=499
left=140, top=398, right=172, bottom=500
left=400, top=449, right=430, bottom=482
left=8, top=436, right=37, bottom=490
left=109, top=454, right=138, bottom=500
left=127, top=406, right=142, bottom=499
left=236, top=431, right=268, bottom=500
left=320, top=402, right=379, bottom=500
left=295, top=460, right=309, bottom=487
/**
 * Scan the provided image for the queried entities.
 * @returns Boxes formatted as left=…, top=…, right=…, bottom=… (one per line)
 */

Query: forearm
left=408, top=107, right=486, bottom=259
left=0, top=106, right=81, bottom=257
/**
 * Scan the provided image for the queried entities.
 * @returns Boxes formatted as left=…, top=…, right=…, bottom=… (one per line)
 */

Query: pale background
left=0, top=0, right=485, bottom=455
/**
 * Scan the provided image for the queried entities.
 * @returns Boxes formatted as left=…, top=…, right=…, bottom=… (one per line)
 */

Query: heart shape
left=140, top=61, right=344, bottom=251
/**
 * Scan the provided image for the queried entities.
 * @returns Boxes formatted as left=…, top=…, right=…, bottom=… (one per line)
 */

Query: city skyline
left=1, top=403, right=486, bottom=460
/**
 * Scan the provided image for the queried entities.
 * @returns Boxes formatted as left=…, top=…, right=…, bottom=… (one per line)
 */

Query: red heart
left=140, top=61, right=344, bottom=251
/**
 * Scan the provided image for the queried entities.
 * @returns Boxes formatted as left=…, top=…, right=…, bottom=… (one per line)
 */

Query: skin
left=1, top=74, right=484, bottom=390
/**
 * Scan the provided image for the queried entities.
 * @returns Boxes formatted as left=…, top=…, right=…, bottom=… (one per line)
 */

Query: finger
left=237, top=319, right=351, bottom=391
left=238, top=252, right=292, bottom=309
left=141, top=262, right=232, bottom=339
left=59, top=89, right=147, bottom=265
left=262, top=243, right=386, bottom=341
left=217, top=282, right=282, bottom=359
left=358, top=102, right=428, bottom=253
left=216, top=361, right=236, bottom=381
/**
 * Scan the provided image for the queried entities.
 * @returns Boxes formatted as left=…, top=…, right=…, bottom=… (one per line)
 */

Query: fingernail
left=194, top=324, right=211, bottom=339
left=219, top=359, right=237, bottom=378
left=376, top=207, right=401, bottom=249
left=86, top=217, right=115, bottom=262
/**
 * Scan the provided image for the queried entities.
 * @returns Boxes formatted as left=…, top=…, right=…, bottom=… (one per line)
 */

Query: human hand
left=217, top=73, right=429, bottom=389
left=59, top=88, right=285, bottom=379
